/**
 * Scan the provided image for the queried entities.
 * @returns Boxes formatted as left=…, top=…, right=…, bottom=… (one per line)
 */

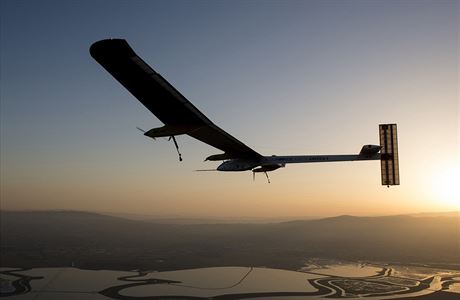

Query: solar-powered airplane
left=90, top=39, right=399, bottom=186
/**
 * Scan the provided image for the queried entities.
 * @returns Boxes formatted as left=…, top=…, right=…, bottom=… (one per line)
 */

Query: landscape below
left=1, top=210, right=458, bottom=271
left=1, top=210, right=459, bottom=299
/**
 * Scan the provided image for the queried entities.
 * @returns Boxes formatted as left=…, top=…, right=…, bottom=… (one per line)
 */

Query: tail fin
left=379, top=124, right=399, bottom=187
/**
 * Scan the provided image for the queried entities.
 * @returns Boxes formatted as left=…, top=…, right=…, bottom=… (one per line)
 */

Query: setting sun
left=431, top=164, right=460, bottom=209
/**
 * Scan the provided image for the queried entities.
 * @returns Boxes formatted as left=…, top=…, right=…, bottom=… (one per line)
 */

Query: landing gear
left=138, top=126, right=183, bottom=161
left=252, top=171, right=271, bottom=183
left=264, top=171, right=271, bottom=184
left=169, top=136, right=183, bottom=162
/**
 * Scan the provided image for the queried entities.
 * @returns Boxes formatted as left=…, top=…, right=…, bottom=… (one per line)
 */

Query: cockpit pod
left=217, top=159, right=260, bottom=171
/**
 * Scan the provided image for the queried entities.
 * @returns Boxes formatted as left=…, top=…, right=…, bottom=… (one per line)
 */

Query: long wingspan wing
left=90, top=39, right=261, bottom=159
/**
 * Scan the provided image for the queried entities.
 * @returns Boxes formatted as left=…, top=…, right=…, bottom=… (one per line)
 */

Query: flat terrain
left=1, top=211, right=458, bottom=271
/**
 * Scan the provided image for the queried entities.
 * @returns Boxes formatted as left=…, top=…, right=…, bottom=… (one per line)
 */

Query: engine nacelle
left=252, top=164, right=285, bottom=173
left=144, top=125, right=199, bottom=139
left=205, top=153, right=237, bottom=161
left=217, top=159, right=260, bottom=171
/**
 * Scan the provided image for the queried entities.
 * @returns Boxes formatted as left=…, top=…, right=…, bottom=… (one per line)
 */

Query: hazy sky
left=1, top=0, right=458, bottom=218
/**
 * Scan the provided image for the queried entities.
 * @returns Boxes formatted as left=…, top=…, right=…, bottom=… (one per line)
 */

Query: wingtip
left=89, top=38, right=136, bottom=60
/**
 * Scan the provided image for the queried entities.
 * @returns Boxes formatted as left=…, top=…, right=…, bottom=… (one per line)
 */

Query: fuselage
left=217, top=159, right=260, bottom=171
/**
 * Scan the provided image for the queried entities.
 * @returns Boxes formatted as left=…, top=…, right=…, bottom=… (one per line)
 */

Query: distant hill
left=1, top=210, right=459, bottom=271
left=101, top=211, right=320, bottom=224
left=406, top=211, right=459, bottom=218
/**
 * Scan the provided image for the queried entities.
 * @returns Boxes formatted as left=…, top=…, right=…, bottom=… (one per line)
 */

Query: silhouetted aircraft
left=90, top=39, right=399, bottom=185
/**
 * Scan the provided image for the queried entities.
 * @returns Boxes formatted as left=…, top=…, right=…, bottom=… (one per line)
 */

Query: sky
left=1, top=0, right=458, bottom=218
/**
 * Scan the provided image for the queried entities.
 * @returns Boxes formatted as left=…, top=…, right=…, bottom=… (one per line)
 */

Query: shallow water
left=5, top=292, right=108, bottom=300
left=306, top=263, right=382, bottom=277
left=448, top=282, right=460, bottom=293
left=1, top=264, right=459, bottom=299
left=121, top=267, right=320, bottom=298
left=14, top=268, right=133, bottom=292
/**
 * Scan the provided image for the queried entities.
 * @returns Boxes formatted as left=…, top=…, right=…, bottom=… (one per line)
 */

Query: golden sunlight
left=431, top=163, right=460, bottom=209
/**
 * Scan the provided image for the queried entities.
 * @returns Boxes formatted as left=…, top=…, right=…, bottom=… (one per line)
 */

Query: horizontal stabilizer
left=379, top=124, right=399, bottom=186
left=359, top=144, right=381, bottom=157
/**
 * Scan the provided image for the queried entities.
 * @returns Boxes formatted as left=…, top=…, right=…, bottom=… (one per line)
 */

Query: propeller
left=136, top=126, right=146, bottom=133
left=137, top=127, right=156, bottom=141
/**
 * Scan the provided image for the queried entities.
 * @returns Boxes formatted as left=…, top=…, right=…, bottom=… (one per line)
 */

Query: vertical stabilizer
left=379, top=124, right=399, bottom=186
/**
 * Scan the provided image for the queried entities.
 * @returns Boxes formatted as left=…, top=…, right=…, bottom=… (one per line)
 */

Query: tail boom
left=262, top=154, right=380, bottom=165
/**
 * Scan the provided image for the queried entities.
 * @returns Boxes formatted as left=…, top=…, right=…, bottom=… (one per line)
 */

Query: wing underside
left=90, top=39, right=261, bottom=159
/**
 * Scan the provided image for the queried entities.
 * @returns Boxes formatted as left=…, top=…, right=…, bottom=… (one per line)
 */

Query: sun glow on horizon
left=431, top=163, right=460, bottom=210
